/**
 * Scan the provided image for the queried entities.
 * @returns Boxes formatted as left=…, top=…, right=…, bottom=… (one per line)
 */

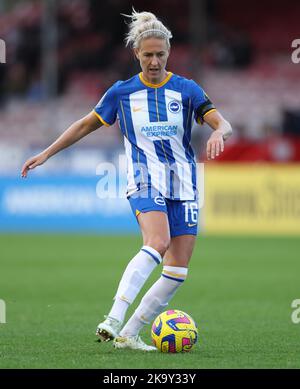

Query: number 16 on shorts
left=183, top=202, right=199, bottom=224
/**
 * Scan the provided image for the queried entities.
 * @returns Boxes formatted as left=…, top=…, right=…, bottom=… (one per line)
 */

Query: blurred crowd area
left=0, top=0, right=300, bottom=174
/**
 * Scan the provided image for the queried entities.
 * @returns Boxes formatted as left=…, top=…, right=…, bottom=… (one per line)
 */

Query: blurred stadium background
left=0, top=0, right=300, bottom=369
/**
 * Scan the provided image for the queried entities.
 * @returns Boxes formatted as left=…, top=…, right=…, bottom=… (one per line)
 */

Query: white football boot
left=113, top=335, right=157, bottom=351
left=96, top=316, right=122, bottom=342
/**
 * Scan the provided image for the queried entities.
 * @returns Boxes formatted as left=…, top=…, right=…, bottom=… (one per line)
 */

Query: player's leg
left=137, top=210, right=171, bottom=254
left=115, top=235, right=195, bottom=336
left=163, top=234, right=196, bottom=267
left=144, top=234, right=197, bottom=321
left=114, top=200, right=198, bottom=350
left=96, top=207, right=170, bottom=342
left=108, top=211, right=170, bottom=318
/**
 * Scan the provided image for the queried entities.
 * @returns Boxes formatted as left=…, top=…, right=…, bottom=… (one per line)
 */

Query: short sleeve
left=188, top=80, right=216, bottom=124
left=93, top=82, right=120, bottom=126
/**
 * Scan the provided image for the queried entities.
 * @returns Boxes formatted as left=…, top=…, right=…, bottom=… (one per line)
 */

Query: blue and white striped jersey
left=94, top=72, right=216, bottom=200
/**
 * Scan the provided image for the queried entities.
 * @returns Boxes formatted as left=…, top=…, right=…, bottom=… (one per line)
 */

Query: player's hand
left=206, top=130, right=224, bottom=160
left=21, top=153, right=48, bottom=178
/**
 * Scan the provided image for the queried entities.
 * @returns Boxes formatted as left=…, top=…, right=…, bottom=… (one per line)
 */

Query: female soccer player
left=21, top=10, right=232, bottom=351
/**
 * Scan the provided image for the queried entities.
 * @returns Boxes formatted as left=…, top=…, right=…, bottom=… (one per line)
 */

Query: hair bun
left=132, top=11, right=157, bottom=24
left=122, top=8, right=172, bottom=48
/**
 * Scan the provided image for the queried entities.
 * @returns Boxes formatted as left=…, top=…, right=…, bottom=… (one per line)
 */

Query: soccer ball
left=151, top=309, right=198, bottom=353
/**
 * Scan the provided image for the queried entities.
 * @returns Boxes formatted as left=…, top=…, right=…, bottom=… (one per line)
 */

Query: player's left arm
left=204, top=110, right=233, bottom=160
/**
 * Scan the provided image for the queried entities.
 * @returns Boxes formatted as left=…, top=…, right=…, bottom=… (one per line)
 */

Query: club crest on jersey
left=154, top=196, right=166, bottom=206
left=168, top=100, right=181, bottom=114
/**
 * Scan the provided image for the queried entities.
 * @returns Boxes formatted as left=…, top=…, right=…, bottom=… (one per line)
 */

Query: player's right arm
left=21, top=111, right=102, bottom=178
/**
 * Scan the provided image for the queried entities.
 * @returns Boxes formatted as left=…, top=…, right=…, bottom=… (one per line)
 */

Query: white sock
left=108, top=298, right=129, bottom=323
left=120, top=266, right=188, bottom=337
left=107, top=246, right=162, bottom=323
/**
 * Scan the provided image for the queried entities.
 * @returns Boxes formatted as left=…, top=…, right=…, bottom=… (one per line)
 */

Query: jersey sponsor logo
left=187, top=223, right=197, bottom=227
left=141, top=125, right=177, bottom=137
left=154, top=196, right=166, bottom=206
left=168, top=100, right=181, bottom=113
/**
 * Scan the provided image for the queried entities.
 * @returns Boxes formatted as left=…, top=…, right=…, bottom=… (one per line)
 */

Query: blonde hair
left=123, top=9, right=172, bottom=49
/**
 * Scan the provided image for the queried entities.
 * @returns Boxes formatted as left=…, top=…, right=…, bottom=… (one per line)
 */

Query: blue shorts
left=128, top=188, right=199, bottom=238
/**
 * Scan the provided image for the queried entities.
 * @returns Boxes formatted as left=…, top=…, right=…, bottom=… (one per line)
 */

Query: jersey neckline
left=138, top=72, right=173, bottom=88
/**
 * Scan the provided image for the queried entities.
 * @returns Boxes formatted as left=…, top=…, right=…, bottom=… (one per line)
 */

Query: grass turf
left=0, top=234, right=299, bottom=369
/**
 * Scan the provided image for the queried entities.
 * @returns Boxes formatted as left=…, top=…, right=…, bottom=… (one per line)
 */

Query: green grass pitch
left=0, top=234, right=299, bottom=369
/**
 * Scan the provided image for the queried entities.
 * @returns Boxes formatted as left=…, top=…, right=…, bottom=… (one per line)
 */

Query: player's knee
left=147, top=236, right=170, bottom=256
